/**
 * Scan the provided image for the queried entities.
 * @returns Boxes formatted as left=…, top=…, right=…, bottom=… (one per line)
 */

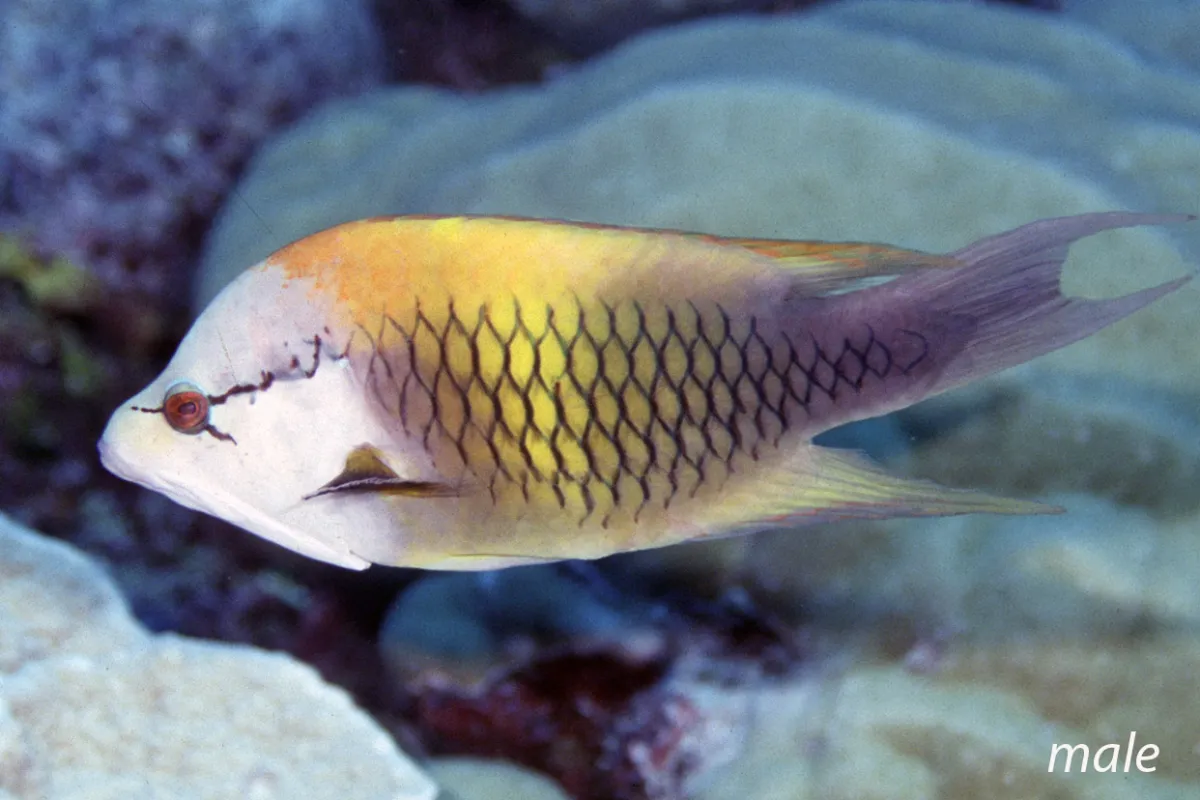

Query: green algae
left=0, top=234, right=100, bottom=314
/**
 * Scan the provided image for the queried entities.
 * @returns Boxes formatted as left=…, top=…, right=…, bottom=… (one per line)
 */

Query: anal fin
left=691, top=445, right=1059, bottom=535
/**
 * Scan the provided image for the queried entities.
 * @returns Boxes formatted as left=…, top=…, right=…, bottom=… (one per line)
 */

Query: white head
left=98, top=265, right=404, bottom=570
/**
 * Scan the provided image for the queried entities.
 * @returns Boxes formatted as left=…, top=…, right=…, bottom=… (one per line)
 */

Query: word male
left=1048, top=732, right=1159, bottom=773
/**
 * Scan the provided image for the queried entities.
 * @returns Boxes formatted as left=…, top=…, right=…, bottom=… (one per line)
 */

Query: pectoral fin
left=303, top=444, right=458, bottom=500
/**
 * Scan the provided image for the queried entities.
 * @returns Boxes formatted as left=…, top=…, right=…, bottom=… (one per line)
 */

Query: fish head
left=98, top=264, right=396, bottom=570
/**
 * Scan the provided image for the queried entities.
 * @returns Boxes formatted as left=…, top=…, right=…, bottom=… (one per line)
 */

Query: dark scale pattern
left=360, top=297, right=915, bottom=524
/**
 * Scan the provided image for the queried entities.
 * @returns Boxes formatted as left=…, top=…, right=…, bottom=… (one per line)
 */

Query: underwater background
left=3, top=0, right=1200, bottom=798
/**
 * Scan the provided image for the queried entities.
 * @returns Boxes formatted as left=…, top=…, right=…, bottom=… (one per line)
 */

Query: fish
left=98, top=212, right=1193, bottom=571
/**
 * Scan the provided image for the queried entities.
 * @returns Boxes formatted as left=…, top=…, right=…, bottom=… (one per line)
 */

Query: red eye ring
left=163, top=381, right=210, bottom=434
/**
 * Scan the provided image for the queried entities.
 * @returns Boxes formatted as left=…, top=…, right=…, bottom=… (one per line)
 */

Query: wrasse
left=99, top=212, right=1192, bottom=570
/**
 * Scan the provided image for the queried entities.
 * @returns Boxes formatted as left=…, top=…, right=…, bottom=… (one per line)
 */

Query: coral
left=1065, top=0, right=1200, bottom=73
left=0, top=508, right=143, bottom=673
left=0, top=0, right=382, bottom=304
left=0, top=511, right=437, bottom=799
left=690, top=635, right=1200, bottom=800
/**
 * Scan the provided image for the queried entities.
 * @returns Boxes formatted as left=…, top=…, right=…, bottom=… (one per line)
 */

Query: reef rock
left=0, top=512, right=436, bottom=800
left=0, top=0, right=381, bottom=302
left=1065, top=0, right=1200, bottom=73
left=691, top=633, right=1200, bottom=800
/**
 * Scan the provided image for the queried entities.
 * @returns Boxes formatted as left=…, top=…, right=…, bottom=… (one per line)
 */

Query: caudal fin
left=916, top=212, right=1193, bottom=393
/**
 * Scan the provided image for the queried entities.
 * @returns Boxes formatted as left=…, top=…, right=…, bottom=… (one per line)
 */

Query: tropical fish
left=98, top=212, right=1192, bottom=570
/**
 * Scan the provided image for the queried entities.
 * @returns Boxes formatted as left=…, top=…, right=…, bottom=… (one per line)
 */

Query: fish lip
left=97, top=427, right=137, bottom=484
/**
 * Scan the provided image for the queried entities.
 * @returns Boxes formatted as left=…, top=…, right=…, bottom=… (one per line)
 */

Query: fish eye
left=162, top=381, right=210, bottom=434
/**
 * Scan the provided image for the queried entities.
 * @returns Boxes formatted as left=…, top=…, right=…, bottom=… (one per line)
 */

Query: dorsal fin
left=687, top=233, right=963, bottom=293
left=401, top=214, right=964, bottom=291
left=303, top=444, right=458, bottom=500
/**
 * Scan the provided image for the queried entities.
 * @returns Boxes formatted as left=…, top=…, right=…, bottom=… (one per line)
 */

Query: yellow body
left=101, top=212, right=1186, bottom=571
left=263, top=217, right=1030, bottom=567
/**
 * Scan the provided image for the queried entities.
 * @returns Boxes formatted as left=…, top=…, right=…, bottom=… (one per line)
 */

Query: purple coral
left=0, top=0, right=382, bottom=302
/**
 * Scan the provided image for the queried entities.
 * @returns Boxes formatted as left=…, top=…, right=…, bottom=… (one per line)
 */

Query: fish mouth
left=97, top=422, right=142, bottom=486
left=97, top=435, right=122, bottom=477
left=97, top=424, right=208, bottom=516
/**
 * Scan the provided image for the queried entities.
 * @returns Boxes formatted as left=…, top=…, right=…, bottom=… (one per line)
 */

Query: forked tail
left=914, top=211, right=1193, bottom=395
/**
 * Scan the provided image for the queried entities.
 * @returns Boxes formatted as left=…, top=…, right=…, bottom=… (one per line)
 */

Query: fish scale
left=367, top=293, right=918, bottom=527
